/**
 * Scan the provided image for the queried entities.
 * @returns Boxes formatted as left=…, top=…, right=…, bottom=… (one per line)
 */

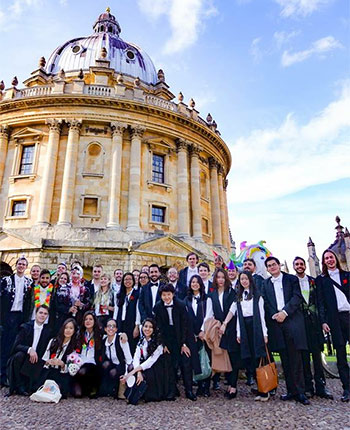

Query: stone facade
left=0, top=9, right=233, bottom=276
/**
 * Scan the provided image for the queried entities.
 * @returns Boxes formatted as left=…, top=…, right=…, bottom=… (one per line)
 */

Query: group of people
left=0, top=248, right=349, bottom=405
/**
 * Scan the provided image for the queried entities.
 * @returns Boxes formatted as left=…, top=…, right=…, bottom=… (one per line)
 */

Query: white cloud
left=273, top=30, right=300, bottom=48
left=228, top=81, right=350, bottom=204
left=9, top=0, right=42, bottom=17
left=137, top=0, right=218, bottom=54
left=274, top=0, right=333, bottom=17
left=250, top=37, right=263, bottom=63
left=281, top=35, right=342, bottom=66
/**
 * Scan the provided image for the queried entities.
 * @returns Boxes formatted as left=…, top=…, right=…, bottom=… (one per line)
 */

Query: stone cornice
left=0, top=96, right=231, bottom=171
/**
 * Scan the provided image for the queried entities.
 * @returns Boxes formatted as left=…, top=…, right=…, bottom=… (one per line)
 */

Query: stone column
left=0, top=125, right=9, bottom=189
left=58, top=120, right=82, bottom=226
left=36, top=119, right=62, bottom=225
left=190, top=144, right=202, bottom=239
left=107, top=122, right=127, bottom=229
left=209, top=157, right=222, bottom=246
left=223, top=179, right=231, bottom=250
left=126, top=126, right=145, bottom=231
left=176, top=139, right=190, bottom=238
left=218, top=166, right=228, bottom=249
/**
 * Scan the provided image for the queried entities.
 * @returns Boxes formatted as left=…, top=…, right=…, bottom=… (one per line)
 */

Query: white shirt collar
left=105, top=334, right=116, bottom=347
left=329, top=268, right=339, bottom=275
left=271, top=273, right=283, bottom=283
left=34, top=321, right=44, bottom=330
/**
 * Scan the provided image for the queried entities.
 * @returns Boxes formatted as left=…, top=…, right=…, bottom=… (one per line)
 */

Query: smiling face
left=36, top=307, right=49, bottom=324
left=105, top=320, right=117, bottom=337
left=139, top=273, right=149, bottom=286
left=227, top=268, right=237, bottom=280
left=84, top=314, right=95, bottom=330
left=293, top=258, right=306, bottom=276
left=64, top=321, right=75, bottom=339
left=114, top=270, right=123, bottom=283
left=161, top=291, right=174, bottom=305
left=324, top=251, right=337, bottom=271
left=30, top=265, right=41, bottom=281
left=243, top=260, right=255, bottom=273
left=92, top=266, right=102, bottom=281
left=58, top=273, right=69, bottom=286
left=71, top=269, right=81, bottom=283
left=239, top=273, right=250, bottom=290
left=190, top=277, right=201, bottom=294
left=40, top=273, right=51, bottom=288
left=16, top=259, right=28, bottom=275
left=149, top=266, right=160, bottom=283
left=142, top=320, right=154, bottom=339
left=214, top=256, right=223, bottom=268
left=167, top=268, right=178, bottom=283
left=100, top=275, right=110, bottom=289
left=57, top=264, right=66, bottom=275
left=198, top=266, right=209, bottom=281
left=123, top=274, right=134, bottom=290
left=187, top=254, right=198, bottom=269
left=266, top=259, right=281, bottom=277
left=132, top=271, right=140, bottom=284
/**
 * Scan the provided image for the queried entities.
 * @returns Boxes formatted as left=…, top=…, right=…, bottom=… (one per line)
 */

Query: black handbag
left=125, top=380, right=148, bottom=405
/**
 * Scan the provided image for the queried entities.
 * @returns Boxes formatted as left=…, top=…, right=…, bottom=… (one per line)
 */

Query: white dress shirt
left=271, top=273, right=286, bottom=312
left=150, top=283, right=159, bottom=307
left=298, top=275, right=310, bottom=304
left=203, top=280, right=209, bottom=295
left=186, top=267, right=198, bottom=286
left=80, top=332, right=96, bottom=365
left=201, top=297, right=214, bottom=331
left=11, top=275, right=25, bottom=312
left=165, top=300, right=174, bottom=325
left=42, top=338, right=70, bottom=372
left=133, top=338, right=163, bottom=371
left=236, top=296, right=268, bottom=338
left=329, top=269, right=350, bottom=312
left=191, top=294, right=201, bottom=316
left=231, top=279, right=238, bottom=289
left=28, top=321, right=44, bottom=353
left=105, top=334, right=133, bottom=366
left=218, top=291, right=224, bottom=311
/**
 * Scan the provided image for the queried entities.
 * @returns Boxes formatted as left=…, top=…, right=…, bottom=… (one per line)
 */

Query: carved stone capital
left=111, top=121, right=127, bottom=137
left=189, top=143, right=202, bottom=158
left=175, top=138, right=189, bottom=153
left=130, top=125, right=145, bottom=139
left=0, top=125, right=10, bottom=140
left=66, top=119, right=82, bottom=132
left=208, top=156, right=219, bottom=170
left=46, top=119, right=63, bottom=133
left=217, top=165, right=224, bottom=176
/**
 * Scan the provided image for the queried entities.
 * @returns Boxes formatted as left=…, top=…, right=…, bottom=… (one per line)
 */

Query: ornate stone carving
left=130, top=125, right=145, bottom=139
left=218, top=165, right=224, bottom=176
left=208, top=156, right=219, bottom=169
left=46, top=119, right=62, bottom=133
left=111, top=121, right=127, bottom=137
left=0, top=125, right=10, bottom=139
left=190, top=143, right=201, bottom=157
left=66, top=119, right=82, bottom=132
left=175, top=138, right=189, bottom=152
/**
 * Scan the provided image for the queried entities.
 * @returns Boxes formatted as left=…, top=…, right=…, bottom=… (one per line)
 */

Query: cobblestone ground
left=0, top=379, right=348, bottom=430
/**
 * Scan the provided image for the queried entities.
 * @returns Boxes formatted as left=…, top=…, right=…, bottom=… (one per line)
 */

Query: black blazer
left=116, top=288, right=139, bottom=335
left=253, top=274, right=264, bottom=293
left=10, top=321, right=52, bottom=358
left=0, top=274, right=33, bottom=324
left=138, top=282, right=163, bottom=323
left=262, top=272, right=307, bottom=351
left=172, top=280, right=187, bottom=301
left=316, top=270, right=350, bottom=348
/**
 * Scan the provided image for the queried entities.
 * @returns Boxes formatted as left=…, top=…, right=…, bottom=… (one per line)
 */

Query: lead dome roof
left=45, top=8, right=158, bottom=85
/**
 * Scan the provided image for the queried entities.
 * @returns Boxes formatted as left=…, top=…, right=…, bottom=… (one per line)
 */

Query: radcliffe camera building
left=0, top=8, right=233, bottom=276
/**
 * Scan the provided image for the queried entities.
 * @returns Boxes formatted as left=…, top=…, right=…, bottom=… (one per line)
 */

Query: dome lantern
left=93, top=7, right=121, bottom=36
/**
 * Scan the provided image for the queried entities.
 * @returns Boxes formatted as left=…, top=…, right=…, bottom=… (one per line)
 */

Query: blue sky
left=0, top=0, right=349, bottom=269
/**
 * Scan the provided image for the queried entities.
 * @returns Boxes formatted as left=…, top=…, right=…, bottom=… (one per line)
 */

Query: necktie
left=165, top=304, right=173, bottom=308
left=244, top=291, right=248, bottom=300
left=194, top=296, right=200, bottom=303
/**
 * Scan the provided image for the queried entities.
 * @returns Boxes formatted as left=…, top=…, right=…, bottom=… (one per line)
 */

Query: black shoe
left=17, top=387, right=29, bottom=397
left=269, top=389, right=276, bottom=396
left=315, top=389, right=333, bottom=400
left=204, top=388, right=210, bottom=398
left=280, top=393, right=294, bottom=401
left=295, top=394, right=310, bottom=405
left=212, top=381, right=220, bottom=391
left=228, top=390, right=237, bottom=399
left=246, top=376, right=254, bottom=386
left=341, top=390, right=349, bottom=402
left=185, top=391, right=197, bottom=401
left=251, top=387, right=259, bottom=395
left=196, top=387, right=204, bottom=397
left=4, top=389, right=14, bottom=398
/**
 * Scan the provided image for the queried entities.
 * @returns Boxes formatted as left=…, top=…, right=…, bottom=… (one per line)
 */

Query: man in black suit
left=262, top=256, right=310, bottom=405
left=7, top=305, right=51, bottom=395
left=153, top=284, right=199, bottom=401
left=0, top=257, right=33, bottom=386
left=178, top=252, right=199, bottom=288
left=293, top=256, right=333, bottom=399
left=243, top=258, right=265, bottom=292
left=167, top=267, right=187, bottom=300
left=138, top=263, right=163, bottom=323
left=84, top=264, right=103, bottom=301
left=316, top=249, right=350, bottom=402
left=198, top=262, right=213, bottom=295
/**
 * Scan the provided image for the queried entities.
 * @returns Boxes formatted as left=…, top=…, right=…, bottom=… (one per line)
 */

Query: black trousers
left=98, top=360, right=125, bottom=397
left=8, top=351, right=42, bottom=393
left=72, top=363, right=100, bottom=397
left=335, top=312, right=350, bottom=391
left=279, top=325, right=305, bottom=396
left=0, top=311, right=24, bottom=382
left=301, top=349, right=326, bottom=393
left=39, top=367, right=72, bottom=396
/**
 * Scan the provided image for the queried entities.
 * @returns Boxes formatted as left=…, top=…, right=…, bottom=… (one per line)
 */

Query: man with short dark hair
left=113, top=268, right=123, bottom=295
left=243, top=258, right=264, bottom=292
left=179, top=252, right=199, bottom=287
left=85, top=264, right=103, bottom=300
left=198, top=262, right=213, bottom=294
left=138, top=264, right=164, bottom=322
left=293, top=256, right=333, bottom=399
left=30, top=269, right=54, bottom=322
left=7, top=305, right=51, bottom=395
left=0, top=257, right=32, bottom=386
left=316, top=249, right=350, bottom=402
left=262, top=256, right=309, bottom=405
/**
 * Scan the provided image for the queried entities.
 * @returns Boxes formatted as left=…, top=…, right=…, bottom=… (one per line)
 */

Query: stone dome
left=45, top=8, right=158, bottom=85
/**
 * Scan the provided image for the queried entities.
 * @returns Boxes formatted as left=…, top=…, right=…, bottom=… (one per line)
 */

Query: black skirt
left=143, top=353, right=175, bottom=402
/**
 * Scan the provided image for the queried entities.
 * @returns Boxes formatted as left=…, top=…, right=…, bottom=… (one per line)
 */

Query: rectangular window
left=11, top=200, right=27, bottom=217
left=152, top=154, right=165, bottom=183
left=83, top=197, right=98, bottom=216
left=151, top=205, right=165, bottom=223
left=19, top=145, right=35, bottom=175
left=202, top=218, right=209, bottom=235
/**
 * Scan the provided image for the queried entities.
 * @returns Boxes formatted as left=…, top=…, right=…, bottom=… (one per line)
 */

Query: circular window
left=88, top=143, right=102, bottom=157
left=126, top=50, right=135, bottom=60
left=72, top=44, right=81, bottom=54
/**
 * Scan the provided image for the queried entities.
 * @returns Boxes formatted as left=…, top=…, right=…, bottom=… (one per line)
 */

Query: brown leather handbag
left=256, top=345, right=278, bottom=393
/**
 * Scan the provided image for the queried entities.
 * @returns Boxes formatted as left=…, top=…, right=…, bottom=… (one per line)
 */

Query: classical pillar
left=176, top=139, right=190, bottom=237
left=126, top=126, right=145, bottom=231
left=218, top=167, right=228, bottom=249
left=209, top=157, right=222, bottom=246
left=223, top=179, right=231, bottom=250
left=0, top=125, right=9, bottom=189
left=36, top=119, right=62, bottom=225
left=107, top=122, right=127, bottom=229
left=58, top=120, right=82, bottom=226
left=190, top=144, right=202, bottom=239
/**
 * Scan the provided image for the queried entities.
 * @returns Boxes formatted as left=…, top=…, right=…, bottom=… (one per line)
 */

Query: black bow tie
left=165, top=304, right=173, bottom=308
left=151, top=282, right=158, bottom=287
left=194, top=296, right=201, bottom=303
